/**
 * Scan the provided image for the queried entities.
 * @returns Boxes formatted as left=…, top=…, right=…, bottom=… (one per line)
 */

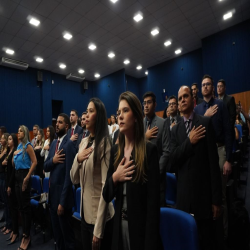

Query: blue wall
left=202, top=19, right=250, bottom=95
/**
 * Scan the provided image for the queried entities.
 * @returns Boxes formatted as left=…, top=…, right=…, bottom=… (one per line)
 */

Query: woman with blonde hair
left=70, top=98, right=114, bottom=250
left=13, top=125, right=37, bottom=250
left=103, top=91, right=162, bottom=250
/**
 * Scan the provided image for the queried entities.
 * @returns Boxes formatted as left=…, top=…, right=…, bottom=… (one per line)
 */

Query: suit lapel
left=151, top=115, right=157, bottom=128
left=179, top=119, right=187, bottom=140
left=59, top=135, right=68, bottom=150
left=191, top=113, right=200, bottom=129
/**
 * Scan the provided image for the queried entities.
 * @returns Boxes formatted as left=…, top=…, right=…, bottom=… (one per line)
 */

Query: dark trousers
left=3, top=184, right=12, bottom=229
left=8, top=186, right=19, bottom=234
left=15, top=169, right=31, bottom=236
left=81, top=215, right=113, bottom=250
left=50, top=208, right=75, bottom=250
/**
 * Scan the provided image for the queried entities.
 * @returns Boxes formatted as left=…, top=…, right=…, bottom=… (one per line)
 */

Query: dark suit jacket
left=113, top=129, right=119, bottom=145
left=196, top=97, right=204, bottom=105
left=170, top=113, right=222, bottom=220
left=76, top=130, right=90, bottom=150
left=222, top=94, right=236, bottom=134
left=44, top=135, right=75, bottom=211
left=67, top=124, right=83, bottom=139
left=103, top=143, right=161, bottom=250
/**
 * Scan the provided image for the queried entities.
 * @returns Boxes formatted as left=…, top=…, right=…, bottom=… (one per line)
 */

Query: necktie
left=55, top=139, right=60, bottom=153
left=171, top=118, right=175, bottom=124
left=194, top=98, right=197, bottom=107
left=71, top=128, right=74, bottom=136
left=82, top=131, right=86, bottom=139
left=185, top=120, right=191, bottom=137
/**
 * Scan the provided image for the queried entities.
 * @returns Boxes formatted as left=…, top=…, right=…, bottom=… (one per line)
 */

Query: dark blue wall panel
left=202, top=19, right=250, bottom=94
left=126, top=74, right=141, bottom=99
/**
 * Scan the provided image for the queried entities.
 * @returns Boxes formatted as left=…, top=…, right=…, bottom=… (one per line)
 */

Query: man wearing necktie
left=31, top=124, right=39, bottom=146
left=76, top=112, right=90, bottom=151
left=170, top=86, right=222, bottom=250
left=143, top=91, right=165, bottom=206
left=194, top=75, right=232, bottom=240
left=44, top=113, right=75, bottom=250
left=191, top=83, right=204, bottom=107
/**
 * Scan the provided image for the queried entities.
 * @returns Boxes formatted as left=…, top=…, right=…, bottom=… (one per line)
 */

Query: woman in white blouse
left=40, top=126, right=55, bottom=178
left=109, top=114, right=119, bottom=139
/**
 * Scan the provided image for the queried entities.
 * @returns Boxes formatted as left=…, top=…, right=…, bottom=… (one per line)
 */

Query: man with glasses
left=143, top=91, right=165, bottom=206
left=191, top=83, right=204, bottom=107
left=194, top=74, right=232, bottom=241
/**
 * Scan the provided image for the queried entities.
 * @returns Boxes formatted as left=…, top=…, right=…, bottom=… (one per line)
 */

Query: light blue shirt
left=14, top=142, right=32, bottom=170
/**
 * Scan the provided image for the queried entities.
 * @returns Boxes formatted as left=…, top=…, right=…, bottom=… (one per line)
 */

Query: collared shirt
left=218, top=95, right=224, bottom=100
left=169, top=115, right=177, bottom=131
left=194, top=97, right=232, bottom=162
left=183, top=112, right=194, bottom=131
left=57, top=134, right=67, bottom=151
left=145, top=113, right=156, bottom=130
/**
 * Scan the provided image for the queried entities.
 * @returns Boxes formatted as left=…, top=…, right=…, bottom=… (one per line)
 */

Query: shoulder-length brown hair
left=114, top=91, right=146, bottom=183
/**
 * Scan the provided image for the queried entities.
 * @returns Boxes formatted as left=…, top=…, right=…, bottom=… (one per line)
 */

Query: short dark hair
left=33, top=124, right=39, bottom=129
left=81, top=111, right=87, bottom=116
left=10, top=133, right=18, bottom=149
left=0, top=126, right=7, bottom=133
left=58, top=113, right=70, bottom=128
left=71, top=109, right=78, bottom=117
left=191, top=83, right=198, bottom=89
left=169, top=95, right=178, bottom=103
left=218, top=79, right=226, bottom=86
left=202, top=74, right=214, bottom=84
left=143, top=91, right=156, bottom=103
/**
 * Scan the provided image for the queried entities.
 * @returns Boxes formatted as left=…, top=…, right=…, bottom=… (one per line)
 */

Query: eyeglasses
left=201, top=82, right=212, bottom=87
left=168, top=102, right=177, bottom=107
left=142, top=100, right=153, bottom=106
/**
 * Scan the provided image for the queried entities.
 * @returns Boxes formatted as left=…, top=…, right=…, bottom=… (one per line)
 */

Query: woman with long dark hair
left=34, top=129, right=45, bottom=179
left=70, top=98, right=114, bottom=250
left=0, top=133, right=10, bottom=234
left=103, top=91, right=161, bottom=250
left=109, top=114, right=119, bottom=140
left=13, top=125, right=37, bottom=250
left=41, top=126, right=55, bottom=178
left=3, top=134, right=19, bottom=244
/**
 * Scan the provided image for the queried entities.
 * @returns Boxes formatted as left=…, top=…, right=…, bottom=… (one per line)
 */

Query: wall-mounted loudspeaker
left=37, top=71, right=43, bottom=82
left=83, top=81, right=88, bottom=90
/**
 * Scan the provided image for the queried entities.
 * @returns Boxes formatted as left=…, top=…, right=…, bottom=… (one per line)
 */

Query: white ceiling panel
left=16, top=25, right=35, bottom=39
left=21, top=40, right=37, bottom=52
left=61, top=0, right=82, bottom=10
left=11, top=5, right=32, bottom=25
left=2, top=20, right=22, bottom=36
left=60, top=10, right=82, bottom=29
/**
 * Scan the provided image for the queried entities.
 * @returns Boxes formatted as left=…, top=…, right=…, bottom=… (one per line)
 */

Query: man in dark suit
left=44, top=113, right=75, bottom=250
left=217, top=79, right=236, bottom=139
left=76, top=111, right=90, bottom=150
left=67, top=109, right=83, bottom=143
left=170, top=86, right=222, bottom=250
left=191, top=83, right=204, bottom=107
left=143, top=91, right=165, bottom=206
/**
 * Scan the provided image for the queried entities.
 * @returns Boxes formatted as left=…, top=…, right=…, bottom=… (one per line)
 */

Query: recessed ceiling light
left=29, top=18, right=40, bottom=27
left=124, top=59, right=130, bottom=65
left=6, top=49, right=14, bottom=55
left=223, top=12, right=232, bottom=20
left=89, top=44, right=96, bottom=50
left=133, top=13, right=143, bottom=22
left=59, top=64, right=66, bottom=69
left=145, top=71, right=148, bottom=75
left=136, top=65, right=142, bottom=70
left=78, top=69, right=84, bottom=74
left=151, top=29, right=159, bottom=36
left=108, top=52, right=115, bottom=58
left=36, top=57, right=43, bottom=63
left=63, top=33, right=73, bottom=40
left=110, top=0, right=118, bottom=3
left=164, top=40, right=172, bottom=46
left=95, top=73, right=100, bottom=78
left=175, top=49, right=182, bottom=54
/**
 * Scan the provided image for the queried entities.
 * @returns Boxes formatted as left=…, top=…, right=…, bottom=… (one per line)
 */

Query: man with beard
left=31, top=124, right=39, bottom=146
left=44, top=113, right=75, bottom=250
left=191, top=83, right=204, bottom=107
left=76, top=112, right=90, bottom=150
left=67, top=109, right=82, bottom=143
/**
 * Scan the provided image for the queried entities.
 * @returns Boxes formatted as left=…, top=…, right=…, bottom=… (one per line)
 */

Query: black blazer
left=112, top=129, right=119, bottom=145
left=170, top=113, right=222, bottom=220
left=163, top=115, right=182, bottom=141
left=222, top=94, right=236, bottom=131
left=103, top=143, right=161, bottom=250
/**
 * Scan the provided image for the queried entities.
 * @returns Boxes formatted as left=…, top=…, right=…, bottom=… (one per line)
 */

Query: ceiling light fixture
left=29, top=18, right=40, bottom=26
left=110, top=0, right=118, bottom=3
left=175, top=49, right=182, bottom=54
left=136, top=65, right=142, bottom=70
left=151, top=29, right=159, bottom=36
left=133, top=13, right=143, bottom=22
left=63, top=32, right=73, bottom=40
left=164, top=40, right=172, bottom=46
left=145, top=71, right=148, bottom=75
left=223, top=12, right=232, bottom=20
left=36, top=57, right=43, bottom=63
left=5, top=49, right=14, bottom=55
left=124, top=59, right=130, bottom=64
left=78, top=69, right=84, bottom=74
left=59, top=64, right=66, bottom=69
left=89, top=44, right=96, bottom=50
left=108, top=52, right=115, bottom=58
left=95, top=73, right=100, bottom=78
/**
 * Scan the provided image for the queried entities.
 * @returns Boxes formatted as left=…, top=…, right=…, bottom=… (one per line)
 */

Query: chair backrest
left=31, top=175, right=42, bottom=195
left=160, top=207, right=199, bottom=250
left=43, top=177, right=49, bottom=193
left=165, top=172, right=177, bottom=206
left=76, top=187, right=81, bottom=213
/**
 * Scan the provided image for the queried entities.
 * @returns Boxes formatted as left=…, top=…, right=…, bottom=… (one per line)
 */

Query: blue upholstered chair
left=165, top=172, right=177, bottom=206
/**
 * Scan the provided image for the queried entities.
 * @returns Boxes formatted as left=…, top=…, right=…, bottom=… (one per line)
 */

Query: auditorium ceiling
left=0, top=0, right=249, bottom=80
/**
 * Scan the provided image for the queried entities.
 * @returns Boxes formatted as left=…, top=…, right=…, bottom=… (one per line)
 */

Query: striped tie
left=185, top=120, right=191, bottom=137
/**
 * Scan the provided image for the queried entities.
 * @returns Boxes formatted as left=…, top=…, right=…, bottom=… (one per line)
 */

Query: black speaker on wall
left=84, top=81, right=88, bottom=90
